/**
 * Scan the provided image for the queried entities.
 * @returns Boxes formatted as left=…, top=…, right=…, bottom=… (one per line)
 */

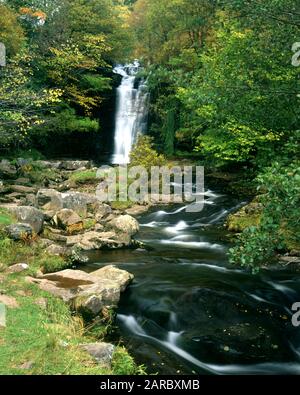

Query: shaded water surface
left=85, top=190, right=300, bottom=374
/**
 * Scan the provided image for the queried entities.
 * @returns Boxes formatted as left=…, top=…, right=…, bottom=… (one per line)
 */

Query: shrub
left=130, top=135, right=167, bottom=172
left=229, top=161, right=300, bottom=272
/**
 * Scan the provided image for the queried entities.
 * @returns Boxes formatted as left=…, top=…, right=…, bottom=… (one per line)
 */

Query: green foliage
left=38, top=255, right=72, bottom=274
left=0, top=4, right=25, bottom=56
left=0, top=0, right=134, bottom=150
left=34, top=108, right=99, bottom=138
left=229, top=162, right=300, bottom=271
left=130, top=135, right=167, bottom=172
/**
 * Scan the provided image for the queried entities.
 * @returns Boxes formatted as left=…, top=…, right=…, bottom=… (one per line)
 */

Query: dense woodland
left=0, top=0, right=299, bottom=267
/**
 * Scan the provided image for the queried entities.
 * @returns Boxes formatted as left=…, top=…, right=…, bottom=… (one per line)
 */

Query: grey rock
left=53, top=208, right=83, bottom=231
left=6, top=223, right=33, bottom=241
left=59, top=160, right=92, bottom=171
left=9, top=206, right=44, bottom=234
left=80, top=343, right=115, bottom=368
left=46, top=244, right=67, bottom=256
left=95, top=204, right=112, bottom=221
left=36, top=189, right=63, bottom=212
left=0, top=160, right=17, bottom=178
left=33, top=266, right=134, bottom=316
left=5, top=263, right=29, bottom=274
left=78, top=231, right=132, bottom=251
left=10, top=185, right=37, bottom=194
left=109, top=215, right=140, bottom=237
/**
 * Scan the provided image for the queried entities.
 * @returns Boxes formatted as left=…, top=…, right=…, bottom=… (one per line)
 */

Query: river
left=84, top=187, right=300, bottom=375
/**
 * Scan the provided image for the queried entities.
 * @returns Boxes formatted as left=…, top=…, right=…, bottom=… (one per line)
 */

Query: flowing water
left=112, top=61, right=149, bottom=165
left=85, top=188, right=300, bottom=375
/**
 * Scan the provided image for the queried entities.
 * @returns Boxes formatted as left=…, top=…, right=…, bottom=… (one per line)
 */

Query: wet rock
left=126, top=205, right=150, bottom=216
left=279, top=256, right=300, bottom=265
left=80, top=343, right=115, bottom=368
left=5, top=263, right=29, bottom=274
left=78, top=231, right=132, bottom=251
left=6, top=223, right=33, bottom=241
left=9, top=206, right=44, bottom=234
left=109, top=215, right=139, bottom=237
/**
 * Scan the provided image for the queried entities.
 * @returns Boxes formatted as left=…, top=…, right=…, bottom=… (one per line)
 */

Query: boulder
left=0, top=160, right=17, bottom=179
left=36, top=160, right=62, bottom=169
left=91, top=265, right=133, bottom=292
left=95, top=204, right=112, bottom=221
left=53, top=208, right=83, bottom=234
left=10, top=185, right=37, bottom=194
left=59, top=160, right=92, bottom=171
left=6, top=223, right=33, bottom=241
left=109, top=215, right=139, bottom=237
left=5, top=263, right=29, bottom=274
left=32, top=265, right=134, bottom=316
left=36, top=189, right=63, bottom=212
left=78, top=231, right=132, bottom=251
left=9, top=206, right=44, bottom=234
left=36, top=189, right=104, bottom=218
left=12, top=178, right=31, bottom=186
left=46, top=244, right=67, bottom=257
left=61, top=192, right=99, bottom=217
left=66, top=235, right=83, bottom=247
left=80, top=343, right=115, bottom=368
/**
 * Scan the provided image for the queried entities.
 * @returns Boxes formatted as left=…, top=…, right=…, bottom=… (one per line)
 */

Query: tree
left=0, top=4, right=25, bottom=56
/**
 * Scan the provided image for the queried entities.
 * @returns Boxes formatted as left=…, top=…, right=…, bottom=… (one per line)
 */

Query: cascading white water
left=112, top=60, right=149, bottom=165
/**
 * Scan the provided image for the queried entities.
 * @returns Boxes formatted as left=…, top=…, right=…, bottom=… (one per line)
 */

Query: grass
left=111, top=200, right=135, bottom=210
left=70, top=169, right=98, bottom=184
left=0, top=275, right=140, bottom=375
left=0, top=208, right=15, bottom=227
left=0, top=237, right=144, bottom=375
left=83, top=218, right=96, bottom=230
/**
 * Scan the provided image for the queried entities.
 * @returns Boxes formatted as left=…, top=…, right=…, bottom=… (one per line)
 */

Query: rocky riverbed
left=0, top=158, right=146, bottom=371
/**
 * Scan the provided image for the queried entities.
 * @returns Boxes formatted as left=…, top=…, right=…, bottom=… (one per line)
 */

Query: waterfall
left=112, top=61, right=149, bottom=165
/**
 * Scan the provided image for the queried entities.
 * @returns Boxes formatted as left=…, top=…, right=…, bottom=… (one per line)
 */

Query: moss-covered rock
left=226, top=201, right=263, bottom=232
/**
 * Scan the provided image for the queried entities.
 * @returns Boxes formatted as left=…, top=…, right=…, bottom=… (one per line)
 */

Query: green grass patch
left=0, top=209, right=15, bottom=227
left=0, top=245, right=144, bottom=375
left=70, top=170, right=97, bottom=184
left=111, top=201, right=135, bottom=210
